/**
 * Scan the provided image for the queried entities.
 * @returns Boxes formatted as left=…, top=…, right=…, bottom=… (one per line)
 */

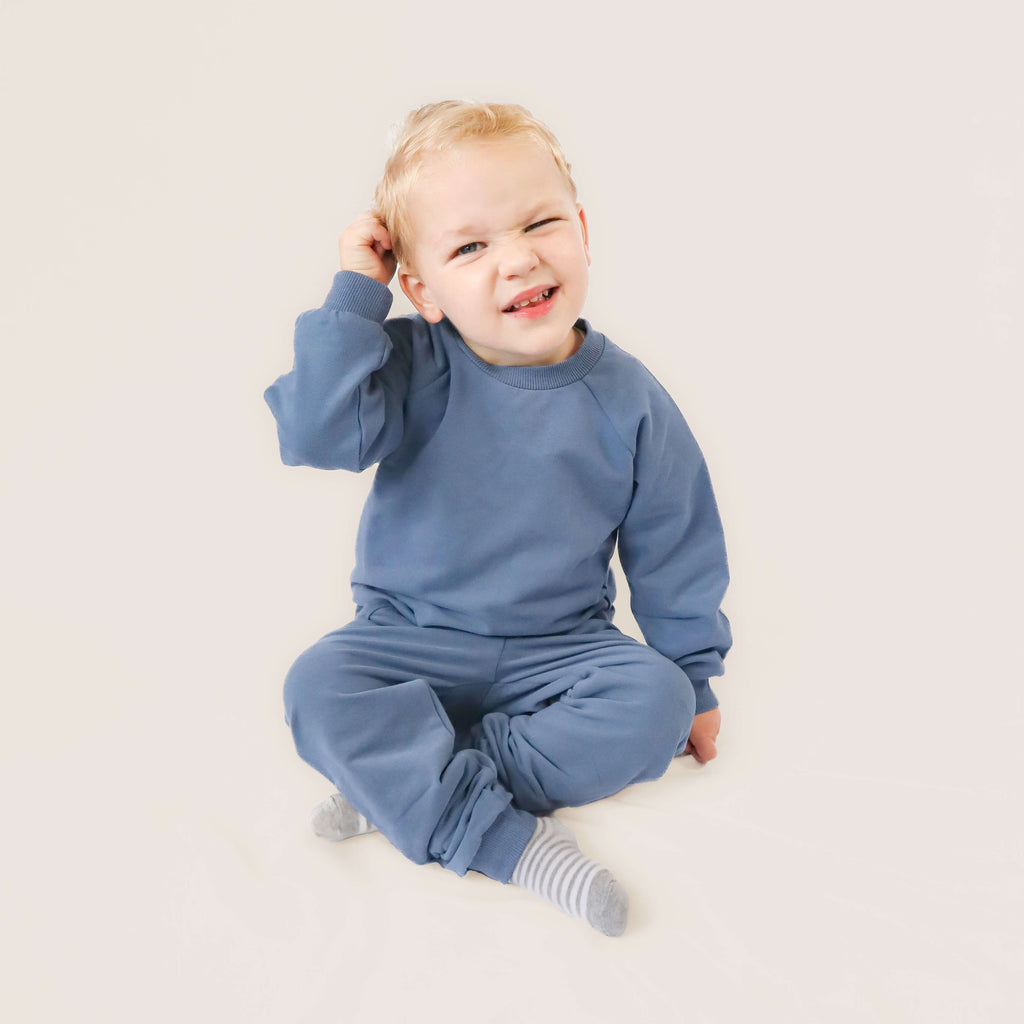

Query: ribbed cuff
left=323, top=271, right=394, bottom=321
left=690, top=677, right=720, bottom=715
left=467, top=806, right=536, bottom=883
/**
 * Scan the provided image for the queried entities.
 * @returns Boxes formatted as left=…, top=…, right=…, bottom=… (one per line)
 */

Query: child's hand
left=684, top=707, right=721, bottom=763
left=339, top=212, right=397, bottom=286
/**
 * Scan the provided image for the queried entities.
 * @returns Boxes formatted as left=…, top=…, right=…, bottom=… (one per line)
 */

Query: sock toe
left=586, top=869, right=629, bottom=937
left=310, top=793, right=348, bottom=840
left=310, top=792, right=377, bottom=841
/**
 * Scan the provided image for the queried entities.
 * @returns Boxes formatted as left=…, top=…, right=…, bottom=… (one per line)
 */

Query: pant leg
left=282, top=610, right=531, bottom=878
left=472, top=621, right=696, bottom=814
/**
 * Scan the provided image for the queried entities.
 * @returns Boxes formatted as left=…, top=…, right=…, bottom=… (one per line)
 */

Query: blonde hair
left=373, top=101, right=577, bottom=267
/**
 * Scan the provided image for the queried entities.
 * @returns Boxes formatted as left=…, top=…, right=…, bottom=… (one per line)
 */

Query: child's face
left=398, top=138, right=590, bottom=367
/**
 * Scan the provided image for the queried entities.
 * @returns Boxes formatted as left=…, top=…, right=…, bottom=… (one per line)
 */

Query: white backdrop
left=3, top=2, right=1021, bottom=1021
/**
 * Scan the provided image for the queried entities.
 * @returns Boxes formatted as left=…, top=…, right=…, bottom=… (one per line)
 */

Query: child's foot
left=310, top=792, right=378, bottom=841
left=510, top=816, right=628, bottom=937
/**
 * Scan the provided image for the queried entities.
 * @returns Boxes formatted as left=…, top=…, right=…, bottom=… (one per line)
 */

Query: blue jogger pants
left=283, top=604, right=696, bottom=882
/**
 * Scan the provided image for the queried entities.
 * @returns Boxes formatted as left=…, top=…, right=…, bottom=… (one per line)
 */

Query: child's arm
left=616, top=391, right=732, bottom=730
left=265, top=215, right=440, bottom=472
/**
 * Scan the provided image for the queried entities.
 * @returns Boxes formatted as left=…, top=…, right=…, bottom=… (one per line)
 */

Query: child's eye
left=453, top=241, right=482, bottom=258
left=525, top=218, right=559, bottom=232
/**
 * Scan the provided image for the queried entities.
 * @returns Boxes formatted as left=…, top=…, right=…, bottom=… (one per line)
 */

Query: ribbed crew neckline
left=452, top=319, right=605, bottom=390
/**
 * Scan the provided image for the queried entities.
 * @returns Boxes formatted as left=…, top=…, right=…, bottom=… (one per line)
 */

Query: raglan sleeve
left=616, top=383, right=732, bottom=714
left=264, top=271, right=430, bottom=472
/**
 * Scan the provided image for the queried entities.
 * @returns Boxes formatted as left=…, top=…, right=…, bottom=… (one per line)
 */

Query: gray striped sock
left=510, top=816, right=628, bottom=937
left=310, top=792, right=378, bottom=842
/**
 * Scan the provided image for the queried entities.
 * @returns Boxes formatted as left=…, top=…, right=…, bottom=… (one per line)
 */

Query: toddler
left=265, top=101, right=731, bottom=936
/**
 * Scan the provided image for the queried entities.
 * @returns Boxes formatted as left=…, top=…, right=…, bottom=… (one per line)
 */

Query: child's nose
left=498, top=237, right=540, bottom=277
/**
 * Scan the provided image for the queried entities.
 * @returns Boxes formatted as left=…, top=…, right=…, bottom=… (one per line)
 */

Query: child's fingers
left=696, top=736, right=718, bottom=762
left=684, top=733, right=718, bottom=763
left=367, top=215, right=393, bottom=255
left=349, top=211, right=392, bottom=252
left=338, top=212, right=396, bottom=283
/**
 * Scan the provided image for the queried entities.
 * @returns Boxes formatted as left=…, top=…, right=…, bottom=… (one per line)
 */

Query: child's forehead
left=409, top=138, right=570, bottom=211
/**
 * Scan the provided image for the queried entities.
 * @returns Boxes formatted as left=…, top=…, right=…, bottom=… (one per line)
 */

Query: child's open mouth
left=503, top=287, right=555, bottom=314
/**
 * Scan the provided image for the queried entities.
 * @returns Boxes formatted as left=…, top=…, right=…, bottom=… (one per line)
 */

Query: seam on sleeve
left=355, top=338, right=394, bottom=468
left=581, top=379, right=636, bottom=459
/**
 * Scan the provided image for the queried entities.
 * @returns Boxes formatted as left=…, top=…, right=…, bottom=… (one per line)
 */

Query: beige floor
left=6, top=617, right=1021, bottom=1022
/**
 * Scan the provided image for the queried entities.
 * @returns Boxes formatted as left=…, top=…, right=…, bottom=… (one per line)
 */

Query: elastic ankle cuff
left=468, top=806, right=536, bottom=883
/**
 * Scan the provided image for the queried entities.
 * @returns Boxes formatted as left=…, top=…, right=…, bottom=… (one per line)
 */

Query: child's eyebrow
left=440, top=199, right=565, bottom=241
left=438, top=206, right=555, bottom=245
left=439, top=225, right=484, bottom=244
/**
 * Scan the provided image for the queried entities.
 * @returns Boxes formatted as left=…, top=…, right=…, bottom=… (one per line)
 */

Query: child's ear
left=577, top=205, right=591, bottom=266
left=399, top=270, right=445, bottom=323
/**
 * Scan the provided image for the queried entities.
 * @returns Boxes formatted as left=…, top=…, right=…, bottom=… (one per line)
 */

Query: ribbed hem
left=323, top=271, right=394, bottom=322
left=467, top=806, right=536, bottom=883
left=454, top=319, right=605, bottom=390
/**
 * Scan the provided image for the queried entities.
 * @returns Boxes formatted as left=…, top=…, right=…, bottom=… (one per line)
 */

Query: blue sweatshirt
left=265, top=272, right=731, bottom=712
